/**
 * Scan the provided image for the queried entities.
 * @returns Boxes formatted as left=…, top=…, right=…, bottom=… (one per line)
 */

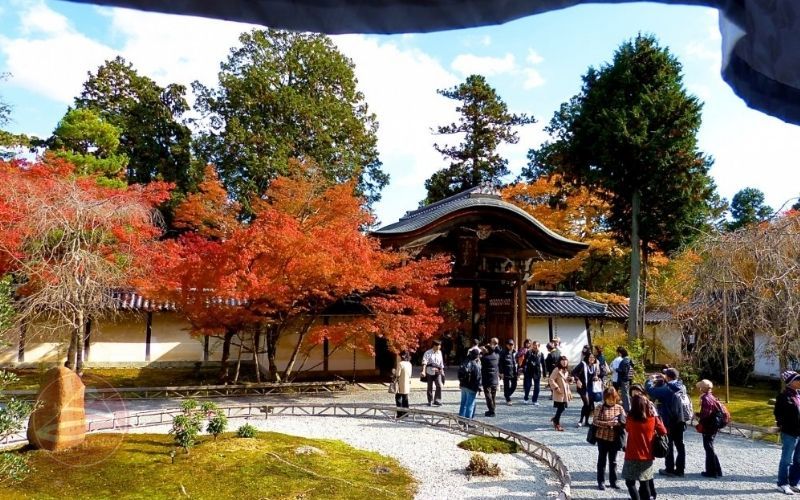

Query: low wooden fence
left=1, top=380, right=349, bottom=401
left=1, top=403, right=572, bottom=499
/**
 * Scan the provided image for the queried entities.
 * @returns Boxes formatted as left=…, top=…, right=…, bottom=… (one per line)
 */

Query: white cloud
left=451, top=53, right=516, bottom=77
left=526, top=48, right=544, bottom=65
left=522, top=68, right=545, bottom=89
left=0, top=2, right=114, bottom=103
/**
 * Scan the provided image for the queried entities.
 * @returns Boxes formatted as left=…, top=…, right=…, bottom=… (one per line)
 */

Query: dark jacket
left=460, top=360, right=482, bottom=392
left=545, top=348, right=560, bottom=375
left=775, top=388, right=800, bottom=437
left=571, top=361, right=599, bottom=394
left=499, top=348, right=518, bottom=377
left=645, top=378, right=684, bottom=427
left=481, top=352, right=500, bottom=388
left=524, top=350, right=546, bottom=379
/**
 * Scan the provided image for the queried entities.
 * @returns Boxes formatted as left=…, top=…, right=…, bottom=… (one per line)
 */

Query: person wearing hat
left=499, top=338, right=519, bottom=405
left=646, top=367, right=687, bottom=477
left=421, top=340, right=444, bottom=406
left=775, top=370, right=800, bottom=494
left=695, top=379, right=723, bottom=479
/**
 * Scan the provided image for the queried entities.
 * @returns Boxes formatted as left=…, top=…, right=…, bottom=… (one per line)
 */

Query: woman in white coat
left=395, top=350, right=412, bottom=417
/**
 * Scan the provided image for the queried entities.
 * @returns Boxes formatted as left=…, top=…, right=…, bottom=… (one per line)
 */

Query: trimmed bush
left=457, top=436, right=518, bottom=454
left=236, top=423, right=258, bottom=438
left=466, top=453, right=501, bottom=477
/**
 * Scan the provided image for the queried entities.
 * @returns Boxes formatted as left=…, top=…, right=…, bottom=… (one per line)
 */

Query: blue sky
left=1, top=0, right=799, bottom=227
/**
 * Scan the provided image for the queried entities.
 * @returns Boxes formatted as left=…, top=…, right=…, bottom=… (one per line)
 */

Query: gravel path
left=86, top=376, right=788, bottom=500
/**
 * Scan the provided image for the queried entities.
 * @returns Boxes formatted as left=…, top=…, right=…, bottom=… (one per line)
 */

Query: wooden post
left=585, top=317, right=592, bottom=348
left=518, top=281, right=527, bottom=345
left=203, top=335, right=209, bottom=362
left=722, top=288, right=730, bottom=404
left=83, top=318, right=92, bottom=362
left=17, top=323, right=25, bottom=363
left=548, top=317, right=554, bottom=342
left=471, top=284, right=481, bottom=340
left=145, top=312, right=153, bottom=362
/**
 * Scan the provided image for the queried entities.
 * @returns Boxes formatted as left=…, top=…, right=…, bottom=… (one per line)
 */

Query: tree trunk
left=253, top=326, right=262, bottom=383
left=282, top=318, right=315, bottom=381
left=627, top=190, right=642, bottom=343
left=75, top=311, right=85, bottom=376
left=266, top=324, right=280, bottom=382
left=218, top=329, right=235, bottom=382
left=65, top=328, right=77, bottom=370
left=233, top=334, right=243, bottom=384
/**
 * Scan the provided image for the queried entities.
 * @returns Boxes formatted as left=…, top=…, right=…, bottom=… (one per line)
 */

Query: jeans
left=618, top=381, right=631, bottom=412
left=778, top=432, right=800, bottom=486
left=503, top=374, right=518, bottom=402
left=531, top=376, right=541, bottom=403
left=523, top=372, right=532, bottom=400
left=426, top=373, right=442, bottom=404
left=459, top=387, right=478, bottom=418
left=395, top=393, right=409, bottom=418
left=665, top=422, right=686, bottom=474
left=702, top=432, right=722, bottom=476
left=484, top=385, right=497, bottom=414
left=596, top=439, right=619, bottom=486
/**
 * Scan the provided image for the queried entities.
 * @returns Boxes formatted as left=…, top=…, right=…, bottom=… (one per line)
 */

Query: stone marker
left=27, top=366, right=86, bottom=451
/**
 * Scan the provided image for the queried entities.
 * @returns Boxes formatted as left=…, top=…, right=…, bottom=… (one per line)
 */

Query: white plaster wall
left=526, top=317, right=588, bottom=365
left=89, top=314, right=147, bottom=363
left=526, top=318, right=550, bottom=345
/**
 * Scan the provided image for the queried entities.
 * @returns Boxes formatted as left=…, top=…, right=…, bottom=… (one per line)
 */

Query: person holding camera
left=421, top=340, right=444, bottom=406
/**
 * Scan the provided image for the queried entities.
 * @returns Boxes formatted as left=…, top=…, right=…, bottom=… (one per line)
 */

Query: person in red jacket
left=622, top=394, right=667, bottom=500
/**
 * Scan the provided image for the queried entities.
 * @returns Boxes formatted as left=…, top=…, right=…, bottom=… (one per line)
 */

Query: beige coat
left=549, top=367, right=573, bottom=403
left=396, top=360, right=412, bottom=395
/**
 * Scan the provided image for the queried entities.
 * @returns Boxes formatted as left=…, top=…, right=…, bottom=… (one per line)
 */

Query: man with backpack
left=457, top=349, right=482, bottom=419
left=523, top=341, right=547, bottom=405
left=774, top=370, right=800, bottom=494
left=615, top=347, right=634, bottom=412
left=646, top=367, right=690, bottom=478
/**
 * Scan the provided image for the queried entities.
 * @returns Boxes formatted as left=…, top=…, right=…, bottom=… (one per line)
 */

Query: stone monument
left=27, top=366, right=86, bottom=451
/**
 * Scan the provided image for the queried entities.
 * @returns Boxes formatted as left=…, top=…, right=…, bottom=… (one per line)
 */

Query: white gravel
left=88, top=373, right=790, bottom=500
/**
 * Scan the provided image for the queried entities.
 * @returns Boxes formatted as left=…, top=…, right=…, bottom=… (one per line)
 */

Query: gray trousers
left=426, top=373, right=442, bottom=404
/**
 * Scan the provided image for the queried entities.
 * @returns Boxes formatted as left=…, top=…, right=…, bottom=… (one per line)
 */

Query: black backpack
left=458, top=360, right=473, bottom=386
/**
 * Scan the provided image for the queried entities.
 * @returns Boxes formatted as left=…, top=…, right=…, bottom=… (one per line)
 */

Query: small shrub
left=236, top=423, right=257, bottom=438
left=457, top=436, right=518, bottom=454
left=171, top=414, right=201, bottom=453
left=0, top=452, right=31, bottom=485
left=206, top=413, right=228, bottom=440
left=466, top=453, right=501, bottom=477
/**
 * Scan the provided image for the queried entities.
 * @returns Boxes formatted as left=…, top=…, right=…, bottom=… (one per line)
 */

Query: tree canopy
left=193, top=29, right=387, bottom=214
left=728, top=187, right=772, bottom=230
left=529, top=34, right=717, bottom=339
left=425, top=74, right=534, bottom=204
left=76, top=56, right=197, bottom=193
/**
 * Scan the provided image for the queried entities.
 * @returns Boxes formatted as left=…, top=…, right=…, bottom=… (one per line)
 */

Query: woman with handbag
left=622, top=394, right=667, bottom=500
left=394, top=351, right=412, bottom=418
left=695, top=379, right=723, bottom=478
left=549, top=355, right=573, bottom=431
left=592, top=386, right=626, bottom=490
left=572, top=352, right=601, bottom=427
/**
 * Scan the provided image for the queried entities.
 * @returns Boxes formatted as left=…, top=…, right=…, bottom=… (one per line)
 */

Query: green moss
left=0, top=432, right=416, bottom=500
left=457, top=436, right=518, bottom=454
left=5, top=367, right=247, bottom=391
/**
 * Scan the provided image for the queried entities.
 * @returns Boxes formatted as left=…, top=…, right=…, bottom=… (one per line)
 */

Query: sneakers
left=522, top=399, right=530, bottom=405
left=432, top=402, right=442, bottom=407
left=532, top=401, right=541, bottom=406
left=506, top=400, right=513, bottom=406
left=779, top=485, right=795, bottom=495
left=576, top=422, right=583, bottom=428
left=791, top=485, right=800, bottom=493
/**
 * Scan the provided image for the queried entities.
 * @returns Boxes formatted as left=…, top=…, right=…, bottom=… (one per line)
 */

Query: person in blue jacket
left=645, top=367, right=687, bottom=477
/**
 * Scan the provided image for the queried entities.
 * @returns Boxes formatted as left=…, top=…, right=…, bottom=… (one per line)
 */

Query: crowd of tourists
left=391, top=338, right=800, bottom=498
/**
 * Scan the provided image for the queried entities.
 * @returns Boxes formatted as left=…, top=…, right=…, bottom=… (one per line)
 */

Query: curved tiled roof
left=605, top=303, right=672, bottom=323
left=526, top=290, right=607, bottom=318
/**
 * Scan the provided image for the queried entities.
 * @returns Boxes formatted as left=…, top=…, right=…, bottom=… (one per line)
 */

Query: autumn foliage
left=142, top=162, right=451, bottom=380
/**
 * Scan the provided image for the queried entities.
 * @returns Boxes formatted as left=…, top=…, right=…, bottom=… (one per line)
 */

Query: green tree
left=193, top=29, right=387, bottom=214
left=529, top=34, right=717, bottom=341
left=0, top=73, right=33, bottom=160
left=425, top=74, right=534, bottom=204
left=727, top=187, right=772, bottom=230
left=76, top=56, right=197, bottom=193
left=48, top=108, right=128, bottom=187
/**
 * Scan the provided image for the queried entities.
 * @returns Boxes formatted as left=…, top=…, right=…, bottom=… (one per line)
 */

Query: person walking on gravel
left=421, top=340, right=444, bottom=407
left=592, top=386, right=626, bottom=491
left=775, top=370, right=800, bottom=495
left=481, top=343, right=500, bottom=417
left=394, top=351, right=412, bottom=418
left=458, top=349, right=482, bottom=419
left=646, top=367, right=687, bottom=478
left=622, top=394, right=667, bottom=500
left=572, top=351, right=600, bottom=427
left=549, top=356, right=573, bottom=431
left=695, top=379, right=723, bottom=478
left=499, top=339, right=519, bottom=405
left=523, top=341, right=546, bottom=405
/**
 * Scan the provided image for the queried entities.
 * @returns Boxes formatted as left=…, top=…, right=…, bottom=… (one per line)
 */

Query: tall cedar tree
left=76, top=56, right=197, bottom=193
left=425, top=74, right=534, bottom=204
left=0, top=158, right=171, bottom=373
left=142, top=161, right=449, bottom=381
left=193, top=29, right=388, bottom=215
left=727, top=187, right=772, bottom=231
left=528, top=34, right=717, bottom=340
